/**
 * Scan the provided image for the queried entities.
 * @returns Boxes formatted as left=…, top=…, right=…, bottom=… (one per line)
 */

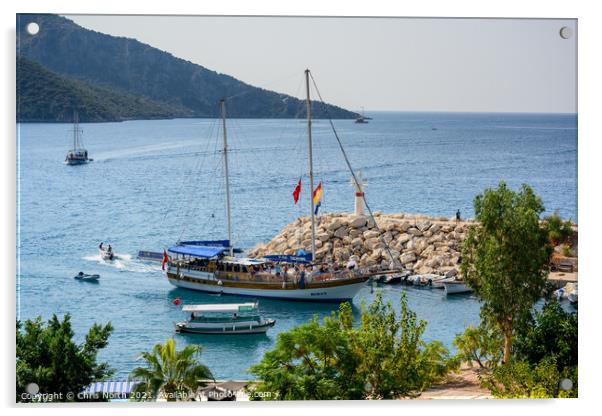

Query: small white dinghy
left=443, top=280, right=473, bottom=295
left=74, top=272, right=100, bottom=281
left=175, top=302, right=276, bottom=335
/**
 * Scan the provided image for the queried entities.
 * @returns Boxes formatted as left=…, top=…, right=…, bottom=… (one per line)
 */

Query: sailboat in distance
left=65, top=110, right=92, bottom=165
left=164, top=70, right=378, bottom=302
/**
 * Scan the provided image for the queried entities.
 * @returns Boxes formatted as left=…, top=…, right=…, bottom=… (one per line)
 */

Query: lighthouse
left=351, top=171, right=367, bottom=216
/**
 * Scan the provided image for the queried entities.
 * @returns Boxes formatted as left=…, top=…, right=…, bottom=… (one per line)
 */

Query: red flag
left=162, top=249, right=168, bottom=271
left=292, top=178, right=302, bottom=204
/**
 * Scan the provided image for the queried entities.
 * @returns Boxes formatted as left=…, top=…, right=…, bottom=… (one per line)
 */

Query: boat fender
left=217, top=280, right=223, bottom=286
left=282, top=282, right=286, bottom=289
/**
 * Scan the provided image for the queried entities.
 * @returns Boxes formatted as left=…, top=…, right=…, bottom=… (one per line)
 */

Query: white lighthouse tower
left=351, top=171, right=367, bottom=216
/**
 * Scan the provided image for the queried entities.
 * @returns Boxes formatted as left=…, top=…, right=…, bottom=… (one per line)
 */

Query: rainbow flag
left=313, top=182, right=323, bottom=215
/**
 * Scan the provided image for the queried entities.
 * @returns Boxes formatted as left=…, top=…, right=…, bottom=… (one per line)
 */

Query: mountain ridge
left=17, top=14, right=358, bottom=121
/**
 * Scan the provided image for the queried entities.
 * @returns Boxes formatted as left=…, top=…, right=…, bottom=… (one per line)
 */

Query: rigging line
left=176, top=117, right=222, bottom=241
left=163, top=117, right=218, bottom=225
left=309, top=72, right=401, bottom=270
left=222, top=71, right=305, bottom=103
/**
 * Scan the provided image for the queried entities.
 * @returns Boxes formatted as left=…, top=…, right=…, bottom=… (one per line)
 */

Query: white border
left=3, top=1, right=600, bottom=415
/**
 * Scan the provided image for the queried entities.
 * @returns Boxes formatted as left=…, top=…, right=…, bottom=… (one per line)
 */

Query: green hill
left=17, top=57, right=178, bottom=122
left=17, top=14, right=358, bottom=120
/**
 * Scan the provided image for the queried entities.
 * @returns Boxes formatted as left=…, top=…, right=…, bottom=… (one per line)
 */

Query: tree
left=453, top=321, right=504, bottom=370
left=461, top=182, right=552, bottom=363
left=513, top=301, right=578, bottom=371
left=129, top=338, right=213, bottom=401
left=16, top=314, right=114, bottom=402
left=248, top=293, right=453, bottom=400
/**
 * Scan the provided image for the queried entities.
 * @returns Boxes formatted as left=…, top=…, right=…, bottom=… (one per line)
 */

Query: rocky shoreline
left=249, top=212, right=474, bottom=276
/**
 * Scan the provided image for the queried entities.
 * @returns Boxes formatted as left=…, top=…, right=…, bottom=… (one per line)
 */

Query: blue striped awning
left=83, top=381, right=138, bottom=395
left=168, top=244, right=227, bottom=258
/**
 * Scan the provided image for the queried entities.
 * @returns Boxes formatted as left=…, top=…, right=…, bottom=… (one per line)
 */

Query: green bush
left=513, top=301, right=578, bottom=371
left=482, top=357, right=577, bottom=398
left=543, top=213, right=574, bottom=246
left=247, top=293, right=455, bottom=400
left=453, top=321, right=504, bottom=369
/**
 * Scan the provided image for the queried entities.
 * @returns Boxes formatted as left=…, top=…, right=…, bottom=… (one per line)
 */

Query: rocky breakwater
left=248, top=213, right=473, bottom=276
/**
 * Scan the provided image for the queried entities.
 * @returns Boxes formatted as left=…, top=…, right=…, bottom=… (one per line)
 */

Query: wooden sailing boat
left=65, top=110, right=92, bottom=165
left=165, top=70, right=374, bottom=302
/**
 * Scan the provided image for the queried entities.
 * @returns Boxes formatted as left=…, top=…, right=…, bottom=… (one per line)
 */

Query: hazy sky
left=67, top=15, right=577, bottom=113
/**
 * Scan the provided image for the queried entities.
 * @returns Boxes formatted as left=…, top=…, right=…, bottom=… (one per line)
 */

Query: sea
left=16, top=111, right=577, bottom=379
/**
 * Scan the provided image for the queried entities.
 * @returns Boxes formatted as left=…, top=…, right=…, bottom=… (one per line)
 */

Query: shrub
left=247, top=293, right=454, bottom=400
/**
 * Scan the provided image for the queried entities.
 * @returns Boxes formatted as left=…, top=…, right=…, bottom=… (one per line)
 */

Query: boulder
left=416, top=220, right=432, bottom=232
left=396, top=233, right=411, bottom=245
left=363, top=230, right=380, bottom=239
left=349, top=228, right=362, bottom=238
left=399, top=221, right=411, bottom=232
left=365, top=237, right=383, bottom=251
left=334, top=226, right=348, bottom=238
left=399, top=252, right=417, bottom=264
left=351, top=237, right=363, bottom=247
left=326, top=219, right=343, bottom=231
left=350, top=216, right=368, bottom=228
left=407, top=227, right=423, bottom=237
left=316, top=233, right=330, bottom=242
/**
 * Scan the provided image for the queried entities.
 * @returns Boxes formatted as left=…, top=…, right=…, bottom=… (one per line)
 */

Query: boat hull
left=443, top=282, right=473, bottom=295
left=166, top=271, right=369, bottom=302
left=175, top=319, right=275, bottom=335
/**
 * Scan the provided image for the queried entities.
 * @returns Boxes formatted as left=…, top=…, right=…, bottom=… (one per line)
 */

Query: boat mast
left=220, top=99, right=234, bottom=256
left=73, top=110, right=79, bottom=150
left=305, top=69, right=317, bottom=262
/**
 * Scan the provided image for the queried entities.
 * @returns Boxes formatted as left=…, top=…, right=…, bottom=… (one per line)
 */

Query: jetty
left=249, top=212, right=578, bottom=281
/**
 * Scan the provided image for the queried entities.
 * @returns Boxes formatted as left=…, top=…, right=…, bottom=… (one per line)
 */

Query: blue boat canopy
left=168, top=245, right=227, bottom=258
left=263, top=254, right=313, bottom=264
left=179, top=240, right=231, bottom=247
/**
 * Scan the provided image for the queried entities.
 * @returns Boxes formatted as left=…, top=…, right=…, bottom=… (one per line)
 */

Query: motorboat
left=379, top=270, right=411, bottom=284
left=443, top=280, right=473, bottom=295
left=74, top=272, right=100, bottom=281
left=175, top=302, right=276, bottom=335
left=567, top=284, right=578, bottom=305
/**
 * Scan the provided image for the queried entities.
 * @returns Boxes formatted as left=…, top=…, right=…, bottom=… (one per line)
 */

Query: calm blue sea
left=16, top=112, right=577, bottom=379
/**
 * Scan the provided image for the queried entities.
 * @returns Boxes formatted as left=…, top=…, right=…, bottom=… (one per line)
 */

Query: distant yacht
left=355, top=107, right=372, bottom=124
left=65, top=111, right=92, bottom=165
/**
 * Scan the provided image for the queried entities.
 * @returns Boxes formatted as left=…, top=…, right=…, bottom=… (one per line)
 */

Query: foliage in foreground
left=16, top=314, right=114, bottom=402
left=248, top=293, right=454, bottom=400
left=461, top=182, right=552, bottom=363
left=453, top=321, right=503, bottom=369
left=482, top=357, right=577, bottom=398
left=454, top=300, right=578, bottom=398
left=129, top=338, right=213, bottom=401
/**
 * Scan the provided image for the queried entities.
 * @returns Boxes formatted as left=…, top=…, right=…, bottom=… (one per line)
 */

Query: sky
left=66, top=15, right=577, bottom=113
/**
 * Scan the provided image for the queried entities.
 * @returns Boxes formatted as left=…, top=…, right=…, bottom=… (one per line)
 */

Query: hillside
left=17, top=57, right=178, bottom=122
left=17, top=14, right=358, bottom=120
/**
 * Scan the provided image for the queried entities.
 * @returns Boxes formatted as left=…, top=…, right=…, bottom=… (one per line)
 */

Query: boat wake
left=83, top=253, right=162, bottom=273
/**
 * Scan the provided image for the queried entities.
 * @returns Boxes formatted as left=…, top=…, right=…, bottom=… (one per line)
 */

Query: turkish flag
left=162, top=249, right=168, bottom=271
left=292, top=178, right=302, bottom=204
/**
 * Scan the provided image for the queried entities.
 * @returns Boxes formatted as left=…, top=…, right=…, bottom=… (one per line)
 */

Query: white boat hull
left=167, top=274, right=367, bottom=302
left=443, top=282, right=473, bottom=295
left=175, top=319, right=275, bottom=334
